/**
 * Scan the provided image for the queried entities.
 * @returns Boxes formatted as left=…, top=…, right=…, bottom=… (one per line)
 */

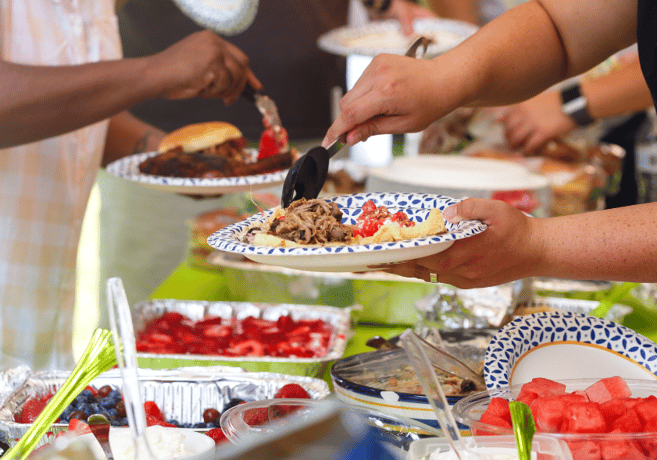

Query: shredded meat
left=267, top=198, right=354, bottom=245
left=139, top=140, right=293, bottom=179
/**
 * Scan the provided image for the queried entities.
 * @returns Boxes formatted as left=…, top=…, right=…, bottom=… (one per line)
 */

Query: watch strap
left=560, top=83, right=595, bottom=127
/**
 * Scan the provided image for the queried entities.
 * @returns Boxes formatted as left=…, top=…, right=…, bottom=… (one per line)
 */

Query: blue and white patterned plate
left=105, top=151, right=287, bottom=195
left=207, top=192, right=486, bottom=273
left=484, top=311, right=657, bottom=389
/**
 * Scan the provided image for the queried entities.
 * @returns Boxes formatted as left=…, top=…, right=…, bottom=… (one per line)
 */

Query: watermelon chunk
left=531, top=393, right=588, bottom=433
left=477, top=413, right=512, bottom=435
left=599, top=398, right=627, bottom=427
left=633, top=396, right=657, bottom=424
left=585, top=376, right=632, bottom=404
left=483, top=397, right=511, bottom=424
left=611, top=409, right=643, bottom=433
left=599, top=440, right=648, bottom=460
left=561, top=402, right=607, bottom=433
left=639, top=418, right=657, bottom=458
left=567, top=440, right=601, bottom=460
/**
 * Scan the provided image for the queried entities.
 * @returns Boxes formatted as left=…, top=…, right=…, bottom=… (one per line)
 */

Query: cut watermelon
left=611, top=409, right=643, bottom=433
left=567, top=440, right=602, bottom=460
left=639, top=418, right=657, bottom=458
left=599, top=398, right=627, bottom=427
left=585, top=376, right=632, bottom=404
left=531, top=393, right=588, bottom=433
left=483, top=397, right=511, bottom=424
left=633, top=396, right=657, bottom=424
left=561, top=402, right=607, bottom=433
left=599, top=439, right=649, bottom=460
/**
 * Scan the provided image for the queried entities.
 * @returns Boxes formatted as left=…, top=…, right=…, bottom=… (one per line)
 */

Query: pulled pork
left=266, top=198, right=354, bottom=245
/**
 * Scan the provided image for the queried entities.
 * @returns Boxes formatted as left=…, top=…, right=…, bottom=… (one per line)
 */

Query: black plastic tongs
left=280, top=35, right=430, bottom=208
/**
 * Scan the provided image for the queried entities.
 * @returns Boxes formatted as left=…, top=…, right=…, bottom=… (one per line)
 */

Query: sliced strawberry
left=206, top=427, right=229, bottom=445
left=68, top=418, right=91, bottom=435
left=143, top=401, right=164, bottom=421
left=20, top=398, right=46, bottom=423
left=243, top=407, right=269, bottom=426
left=274, top=384, right=310, bottom=399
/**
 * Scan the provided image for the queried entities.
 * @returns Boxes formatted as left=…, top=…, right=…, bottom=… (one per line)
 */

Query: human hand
left=383, top=0, right=437, bottom=35
left=381, top=198, right=545, bottom=288
left=147, top=30, right=262, bottom=106
left=322, top=55, right=451, bottom=147
left=497, top=90, right=576, bottom=154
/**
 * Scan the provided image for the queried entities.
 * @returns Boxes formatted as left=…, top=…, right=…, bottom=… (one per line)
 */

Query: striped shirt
left=0, top=0, right=121, bottom=370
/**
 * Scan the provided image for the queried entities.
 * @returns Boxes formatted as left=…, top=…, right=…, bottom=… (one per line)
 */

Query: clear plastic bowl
left=220, top=397, right=442, bottom=450
left=452, top=378, right=657, bottom=459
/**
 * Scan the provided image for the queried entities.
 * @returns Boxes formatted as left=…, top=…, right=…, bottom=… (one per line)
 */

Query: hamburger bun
left=158, top=121, right=244, bottom=153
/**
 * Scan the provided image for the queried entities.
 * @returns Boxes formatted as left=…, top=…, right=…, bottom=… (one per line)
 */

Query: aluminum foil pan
left=513, top=296, right=632, bottom=323
left=0, top=367, right=330, bottom=449
left=133, top=300, right=353, bottom=377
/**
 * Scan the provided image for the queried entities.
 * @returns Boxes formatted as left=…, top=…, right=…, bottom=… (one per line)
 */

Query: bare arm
left=386, top=199, right=657, bottom=288
left=0, top=31, right=262, bottom=149
left=501, top=54, right=653, bottom=153
left=323, top=0, right=638, bottom=146
left=102, top=112, right=166, bottom=167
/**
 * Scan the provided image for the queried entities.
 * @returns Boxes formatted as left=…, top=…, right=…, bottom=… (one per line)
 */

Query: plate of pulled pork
left=105, top=121, right=294, bottom=195
left=207, top=192, right=486, bottom=272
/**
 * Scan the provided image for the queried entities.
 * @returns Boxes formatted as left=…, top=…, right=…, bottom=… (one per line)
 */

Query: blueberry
left=192, top=422, right=205, bottom=428
left=120, top=417, right=129, bottom=426
left=108, top=408, right=119, bottom=419
left=91, top=403, right=103, bottom=414
left=204, top=422, right=215, bottom=428
left=78, top=404, right=92, bottom=416
left=108, top=390, right=122, bottom=402
left=79, top=389, right=94, bottom=399
left=167, top=419, right=180, bottom=427
left=223, top=398, right=245, bottom=412
left=100, top=397, right=115, bottom=409
left=110, top=419, right=122, bottom=426
left=182, top=423, right=194, bottom=428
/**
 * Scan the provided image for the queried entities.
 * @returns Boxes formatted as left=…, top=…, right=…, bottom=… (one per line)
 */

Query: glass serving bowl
left=452, top=378, right=657, bottom=459
left=219, top=397, right=441, bottom=450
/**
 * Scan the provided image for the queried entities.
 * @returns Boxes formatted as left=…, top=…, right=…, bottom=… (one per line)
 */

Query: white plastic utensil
left=400, top=329, right=470, bottom=459
left=106, top=277, right=156, bottom=460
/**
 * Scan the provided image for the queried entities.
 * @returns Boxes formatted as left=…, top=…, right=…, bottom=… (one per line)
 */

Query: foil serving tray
left=133, top=300, right=353, bottom=377
left=0, top=367, right=330, bottom=448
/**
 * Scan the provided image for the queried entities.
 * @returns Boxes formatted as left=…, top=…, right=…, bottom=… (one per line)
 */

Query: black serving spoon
left=280, top=35, right=430, bottom=208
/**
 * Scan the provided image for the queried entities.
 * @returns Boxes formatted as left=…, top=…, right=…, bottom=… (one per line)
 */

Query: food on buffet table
left=138, top=121, right=295, bottom=179
left=242, top=198, right=446, bottom=247
left=135, top=311, right=335, bottom=358
left=473, top=377, right=657, bottom=459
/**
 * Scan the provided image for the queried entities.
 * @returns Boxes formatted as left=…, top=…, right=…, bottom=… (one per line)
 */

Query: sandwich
left=139, top=121, right=294, bottom=179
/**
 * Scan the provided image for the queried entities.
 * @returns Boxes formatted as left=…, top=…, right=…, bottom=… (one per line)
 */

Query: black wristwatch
left=560, top=82, right=595, bottom=127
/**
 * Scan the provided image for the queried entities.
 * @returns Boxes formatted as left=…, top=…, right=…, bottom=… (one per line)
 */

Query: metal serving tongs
left=106, top=277, right=157, bottom=460
left=280, top=35, right=430, bottom=208
left=366, top=333, right=486, bottom=390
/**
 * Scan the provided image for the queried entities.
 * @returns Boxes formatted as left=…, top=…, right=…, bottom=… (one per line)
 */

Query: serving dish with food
left=131, top=299, right=352, bottom=377
left=0, top=367, right=329, bottom=450
left=207, top=192, right=486, bottom=272
left=105, top=121, right=295, bottom=195
left=452, top=377, right=657, bottom=460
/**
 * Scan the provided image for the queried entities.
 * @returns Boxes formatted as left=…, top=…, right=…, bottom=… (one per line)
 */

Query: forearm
left=0, top=58, right=165, bottom=148
left=583, top=57, right=654, bottom=120
left=535, top=204, right=657, bottom=282
left=434, top=0, right=637, bottom=110
left=102, top=112, right=166, bottom=167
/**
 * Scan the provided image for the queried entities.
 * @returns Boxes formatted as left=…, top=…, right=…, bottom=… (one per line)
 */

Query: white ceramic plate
left=484, top=311, right=657, bottom=389
left=207, top=192, right=486, bottom=273
left=317, top=18, right=478, bottom=58
left=105, top=151, right=287, bottom=195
